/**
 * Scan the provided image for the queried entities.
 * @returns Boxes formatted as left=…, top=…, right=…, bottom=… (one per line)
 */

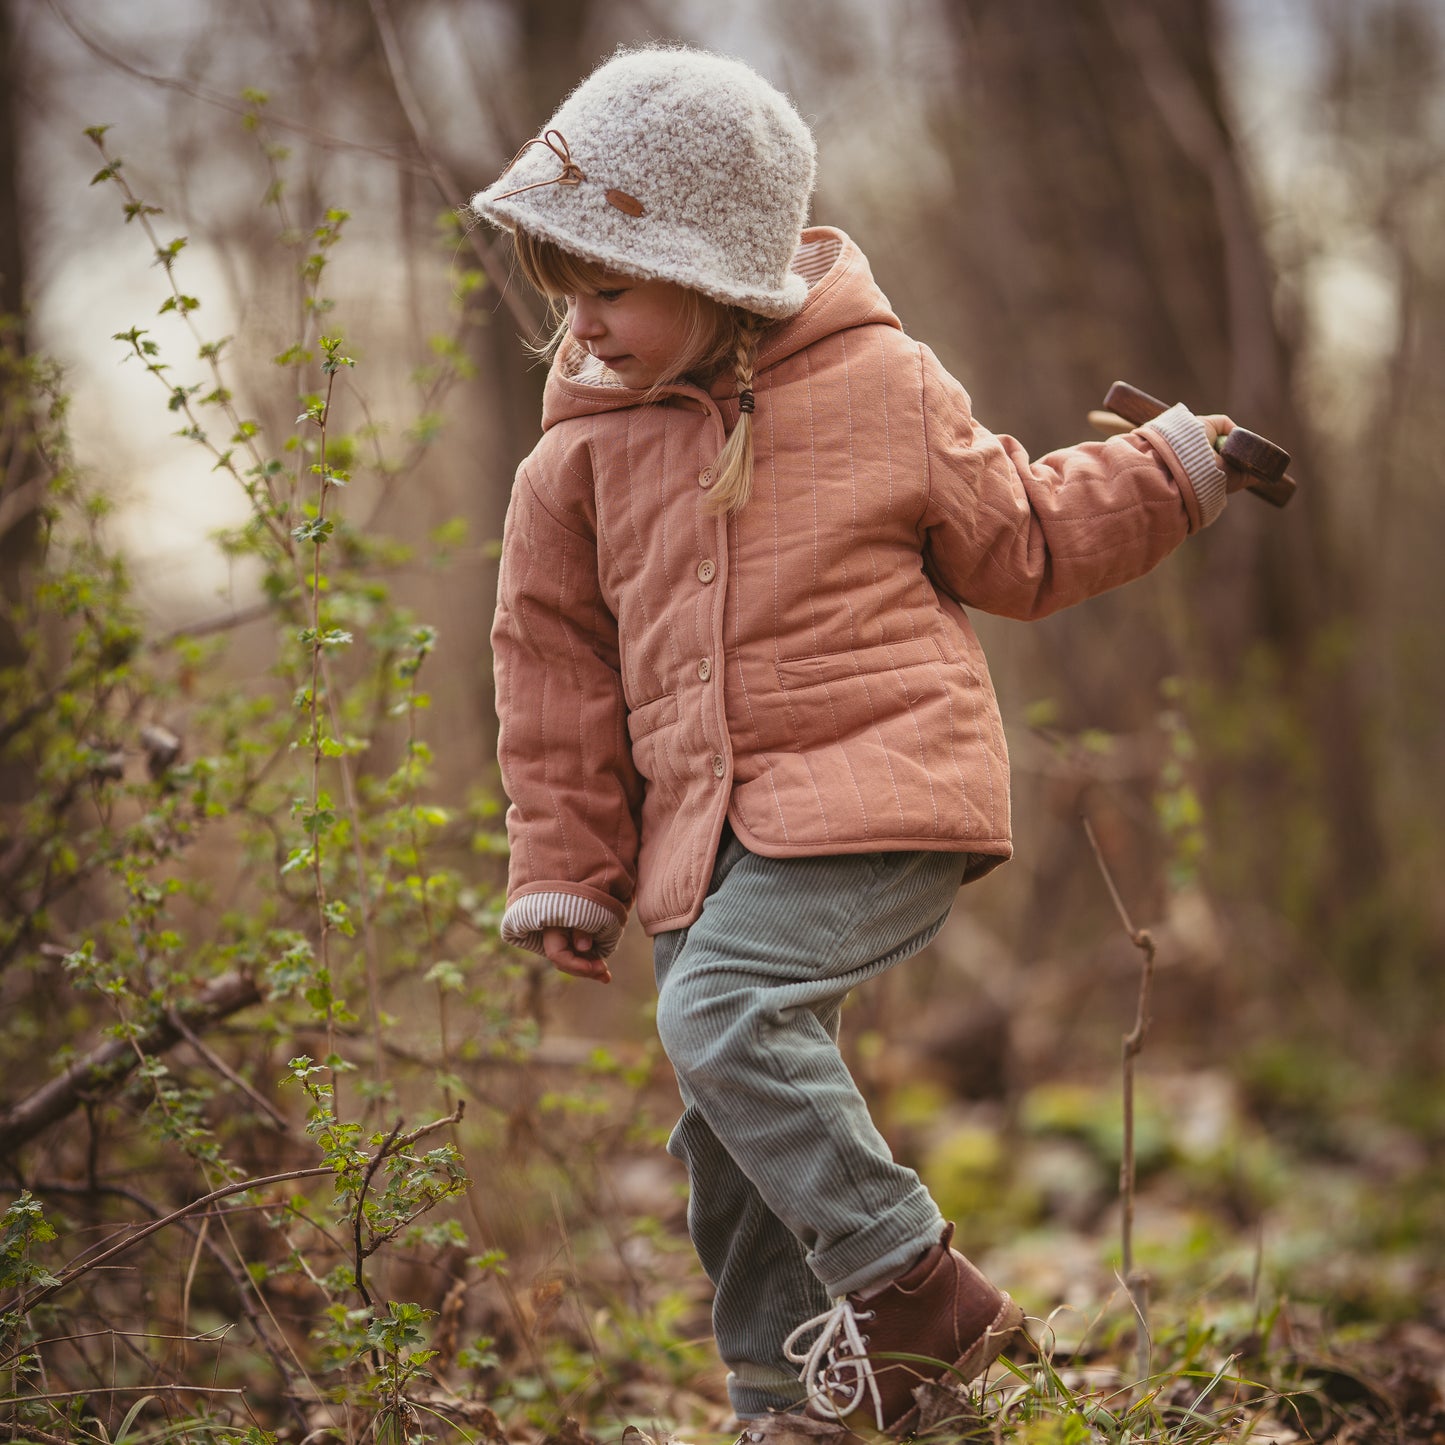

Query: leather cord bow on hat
left=493, top=127, right=647, bottom=218
left=492, top=129, right=586, bottom=201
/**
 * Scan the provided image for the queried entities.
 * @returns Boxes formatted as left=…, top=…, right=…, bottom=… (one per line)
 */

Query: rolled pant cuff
left=809, top=1190, right=945, bottom=1297
left=729, top=1361, right=809, bottom=1420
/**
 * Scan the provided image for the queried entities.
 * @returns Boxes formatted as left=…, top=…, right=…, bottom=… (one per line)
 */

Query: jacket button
left=698, top=466, right=714, bottom=487
left=697, top=559, right=716, bottom=584
left=711, top=754, right=726, bottom=778
left=697, top=657, right=712, bottom=681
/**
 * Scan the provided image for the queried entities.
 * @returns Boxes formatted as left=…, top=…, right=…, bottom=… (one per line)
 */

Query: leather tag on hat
left=605, top=188, right=645, bottom=216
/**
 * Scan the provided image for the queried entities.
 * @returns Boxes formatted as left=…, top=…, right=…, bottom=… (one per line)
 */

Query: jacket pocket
left=626, top=691, right=678, bottom=788
left=775, top=635, right=947, bottom=691
left=626, top=691, right=678, bottom=743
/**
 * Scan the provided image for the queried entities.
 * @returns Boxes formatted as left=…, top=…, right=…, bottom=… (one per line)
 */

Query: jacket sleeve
left=916, top=344, right=1228, bottom=620
left=490, top=456, right=643, bottom=959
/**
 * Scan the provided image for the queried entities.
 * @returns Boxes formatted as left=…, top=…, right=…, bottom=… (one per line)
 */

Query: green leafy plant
left=0, top=101, right=733, bottom=1445
left=0, top=117, right=526, bottom=1445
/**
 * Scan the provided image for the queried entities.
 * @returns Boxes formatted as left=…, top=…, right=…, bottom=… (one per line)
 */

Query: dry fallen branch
left=0, top=970, right=261, bottom=1157
left=0, top=1425, right=72, bottom=1445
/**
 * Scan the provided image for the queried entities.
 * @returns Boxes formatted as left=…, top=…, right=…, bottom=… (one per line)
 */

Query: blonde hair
left=511, top=230, right=766, bottom=514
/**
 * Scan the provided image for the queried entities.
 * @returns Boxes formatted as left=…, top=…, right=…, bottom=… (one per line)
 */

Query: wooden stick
left=1102, top=380, right=1296, bottom=507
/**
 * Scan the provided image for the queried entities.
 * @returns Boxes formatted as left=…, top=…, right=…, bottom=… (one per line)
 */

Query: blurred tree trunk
left=0, top=4, right=23, bottom=333
left=909, top=0, right=1383, bottom=946
left=0, top=0, right=43, bottom=679
left=424, top=0, right=668, bottom=754
left=468, top=0, right=601, bottom=507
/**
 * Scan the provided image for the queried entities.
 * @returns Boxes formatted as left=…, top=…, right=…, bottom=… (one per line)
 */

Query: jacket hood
left=538, top=227, right=903, bottom=431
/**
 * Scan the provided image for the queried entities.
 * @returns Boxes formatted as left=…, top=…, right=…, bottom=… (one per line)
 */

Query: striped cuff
left=1145, top=402, right=1228, bottom=529
left=500, top=891, right=625, bottom=959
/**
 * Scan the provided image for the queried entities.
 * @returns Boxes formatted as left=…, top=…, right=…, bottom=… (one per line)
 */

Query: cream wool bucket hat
left=470, top=46, right=818, bottom=320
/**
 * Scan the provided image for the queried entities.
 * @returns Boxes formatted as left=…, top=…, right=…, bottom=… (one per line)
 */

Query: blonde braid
left=706, top=319, right=763, bottom=515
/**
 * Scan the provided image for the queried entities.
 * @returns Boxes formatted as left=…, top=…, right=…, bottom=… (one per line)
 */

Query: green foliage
left=2, top=111, right=749, bottom=1445
left=0, top=120, right=599, bottom=1445
left=0, top=1194, right=59, bottom=1300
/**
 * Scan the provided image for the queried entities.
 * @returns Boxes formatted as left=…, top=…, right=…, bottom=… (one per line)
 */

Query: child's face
left=564, top=273, right=699, bottom=390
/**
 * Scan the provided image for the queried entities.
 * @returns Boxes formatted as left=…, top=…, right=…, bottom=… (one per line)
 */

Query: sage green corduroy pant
left=652, top=828, right=970, bottom=1419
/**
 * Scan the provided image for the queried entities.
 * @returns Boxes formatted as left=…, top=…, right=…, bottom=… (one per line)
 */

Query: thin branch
left=0, top=1384, right=247, bottom=1405
left=352, top=1118, right=404, bottom=1311
left=451, top=1144, right=560, bottom=1408
left=17, top=1326, right=236, bottom=1348
left=166, top=1006, right=290, bottom=1131
left=178, top=1211, right=208, bottom=1352
left=148, top=601, right=272, bottom=647
left=364, top=0, right=540, bottom=337
left=381, top=1102, right=464, bottom=1155
left=46, top=0, right=423, bottom=171
left=1081, top=811, right=1156, bottom=1387
left=200, top=1202, right=335, bottom=1434
left=3, top=1164, right=334, bottom=1317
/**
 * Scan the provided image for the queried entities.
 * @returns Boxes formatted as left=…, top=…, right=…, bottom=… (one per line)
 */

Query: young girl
left=471, top=45, right=1240, bottom=1438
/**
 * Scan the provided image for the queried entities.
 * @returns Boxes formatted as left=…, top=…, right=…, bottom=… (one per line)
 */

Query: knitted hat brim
left=474, top=193, right=809, bottom=321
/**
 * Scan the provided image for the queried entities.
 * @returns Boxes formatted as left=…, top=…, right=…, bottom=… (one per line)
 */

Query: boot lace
left=782, top=1299, right=882, bottom=1430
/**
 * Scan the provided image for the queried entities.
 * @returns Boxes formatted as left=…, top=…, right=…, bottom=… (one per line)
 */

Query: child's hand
left=1200, top=413, right=1249, bottom=493
left=542, top=927, right=612, bottom=984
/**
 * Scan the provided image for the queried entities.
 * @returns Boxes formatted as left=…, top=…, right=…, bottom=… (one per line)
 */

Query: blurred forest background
left=2, top=1, right=1443, bottom=1442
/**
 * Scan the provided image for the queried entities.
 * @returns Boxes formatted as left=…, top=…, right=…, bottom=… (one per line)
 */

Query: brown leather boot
left=784, top=1225, right=1023, bottom=1436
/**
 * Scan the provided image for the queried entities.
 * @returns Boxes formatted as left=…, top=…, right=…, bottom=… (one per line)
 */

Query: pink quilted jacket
left=491, top=229, right=1226, bottom=956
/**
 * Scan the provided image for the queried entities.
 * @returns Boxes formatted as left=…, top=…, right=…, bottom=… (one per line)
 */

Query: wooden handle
left=1101, top=381, right=1171, bottom=428
left=1101, top=381, right=1296, bottom=509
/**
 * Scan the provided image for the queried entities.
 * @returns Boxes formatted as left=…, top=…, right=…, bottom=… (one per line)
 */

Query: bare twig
left=13, top=1325, right=233, bottom=1349
left=364, top=0, right=541, bottom=337
left=4, top=1165, right=333, bottom=1316
left=353, top=1117, right=404, bottom=1310
left=452, top=1144, right=561, bottom=1408
left=148, top=601, right=272, bottom=647
left=548, top=1191, right=627, bottom=1425
left=46, top=0, right=423, bottom=170
left=1082, top=812, right=1156, bottom=1386
left=178, top=1213, right=209, bottom=1365
left=5, top=1108, right=461, bottom=1320
left=0, top=1384, right=246, bottom=1405
left=166, top=1006, right=290, bottom=1130
left=197, top=1209, right=326, bottom=1435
